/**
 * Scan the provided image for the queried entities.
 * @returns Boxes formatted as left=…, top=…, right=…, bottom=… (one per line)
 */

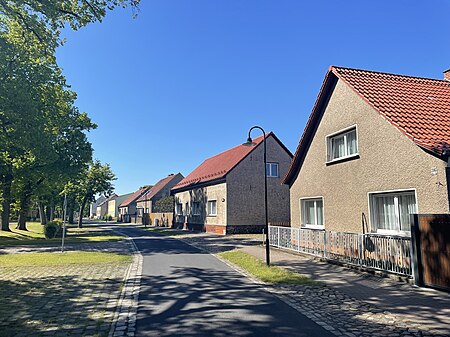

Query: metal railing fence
left=268, top=226, right=412, bottom=277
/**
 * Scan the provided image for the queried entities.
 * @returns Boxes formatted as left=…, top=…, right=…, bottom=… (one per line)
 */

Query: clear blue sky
left=56, top=0, right=450, bottom=195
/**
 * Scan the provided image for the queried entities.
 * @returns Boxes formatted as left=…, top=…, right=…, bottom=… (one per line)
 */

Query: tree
left=70, top=161, right=116, bottom=228
left=0, top=0, right=137, bottom=231
left=154, top=196, right=175, bottom=213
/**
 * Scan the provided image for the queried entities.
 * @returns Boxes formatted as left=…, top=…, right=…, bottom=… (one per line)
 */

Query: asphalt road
left=119, top=227, right=334, bottom=337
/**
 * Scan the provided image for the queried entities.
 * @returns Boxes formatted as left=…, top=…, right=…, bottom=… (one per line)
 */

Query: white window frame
left=207, top=200, right=217, bottom=216
left=368, top=189, right=418, bottom=237
left=175, top=203, right=183, bottom=216
left=326, top=125, right=359, bottom=163
left=300, top=196, right=325, bottom=229
left=266, top=162, right=279, bottom=178
left=192, top=201, right=201, bottom=216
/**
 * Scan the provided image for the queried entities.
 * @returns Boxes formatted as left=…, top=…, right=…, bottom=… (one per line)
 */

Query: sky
left=56, top=0, right=450, bottom=195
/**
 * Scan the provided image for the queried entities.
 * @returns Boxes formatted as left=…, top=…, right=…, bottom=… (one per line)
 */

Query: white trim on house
left=367, top=188, right=418, bottom=237
left=325, top=124, right=359, bottom=163
left=299, top=196, right=325, bottom=229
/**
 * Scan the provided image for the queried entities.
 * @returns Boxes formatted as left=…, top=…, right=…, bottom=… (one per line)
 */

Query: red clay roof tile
left=137, top=174, right=183, bottom=202
left=119, top=186, right=151, bottom=207
left=332, top=66, right=450, bottom=154
left=283, top=66, right=450, bottom=185
left=172, top=133, right=269, bottom=190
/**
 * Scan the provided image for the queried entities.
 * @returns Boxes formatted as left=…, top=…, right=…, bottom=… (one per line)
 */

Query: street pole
left=61, top=193, right=67, bottom=253
left=244, top=126, right=270, bottom=266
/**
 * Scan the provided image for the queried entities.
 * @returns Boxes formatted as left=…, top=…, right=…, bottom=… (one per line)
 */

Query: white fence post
left=277, top=226, right=280, bottom=247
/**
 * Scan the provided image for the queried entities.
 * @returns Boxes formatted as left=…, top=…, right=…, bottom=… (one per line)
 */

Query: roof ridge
left=331, top=65, right=450, bottom=84
left=203, top=132, right=270, bottom=162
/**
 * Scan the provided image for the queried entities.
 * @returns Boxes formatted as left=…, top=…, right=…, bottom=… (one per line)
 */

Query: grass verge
left=0, top=222, right=124, bottom=246
left=218, top=250, right=317, bottom=285
left=0, top=252, right=132, bottom=267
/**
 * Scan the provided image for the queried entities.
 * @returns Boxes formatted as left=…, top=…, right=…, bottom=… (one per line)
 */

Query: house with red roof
left=171, top=132, right=293, bottom=234
left=118, top=186, right=151, bottom=223
left=136, top=173, right=184, bottom=224
left=284, top=66, right=450, bottom=236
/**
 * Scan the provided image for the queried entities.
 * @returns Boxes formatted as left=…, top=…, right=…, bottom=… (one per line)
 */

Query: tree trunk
left=16, top=181, right=33, bottom=231
left=49, top=205, right=54, bottom=221
left=68, top=203, right=75, bottom=224
left=0, top=172, right=13, bottom=231
left=78, top=196, right=88, bottom=228
left=38, top=202, right=47, bottom=225
left=45, top=206, right=51, bottom=221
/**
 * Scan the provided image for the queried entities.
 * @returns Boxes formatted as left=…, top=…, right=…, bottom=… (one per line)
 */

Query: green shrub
left=44, top=221, right=66, bottom=239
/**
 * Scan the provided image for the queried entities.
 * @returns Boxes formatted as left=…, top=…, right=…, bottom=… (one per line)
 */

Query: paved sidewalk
left=243, top=246, right=450, bottom=337
left=0, top=228, right=139, bottom=337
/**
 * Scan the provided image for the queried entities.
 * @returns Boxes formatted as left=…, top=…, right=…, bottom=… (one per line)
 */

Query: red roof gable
left=284, top=66, right=450, bottom=185
left=332, top=66, right=450, bottom=154
left=137, top=174, right=182, bottom=202
left=172, top=133, right=269, bottom=190
left=119, top=186, right=151, bottom=207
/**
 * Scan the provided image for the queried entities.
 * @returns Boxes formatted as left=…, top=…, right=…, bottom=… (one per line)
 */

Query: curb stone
left=108, top=236, right=142, bottom=337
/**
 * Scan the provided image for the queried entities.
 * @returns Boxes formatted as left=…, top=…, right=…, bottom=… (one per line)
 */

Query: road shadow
left=136, top=266, right=332, bottom=337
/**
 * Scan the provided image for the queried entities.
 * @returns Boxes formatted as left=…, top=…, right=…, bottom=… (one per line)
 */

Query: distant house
left=90, top=195, right=106, bottom=218
left=106, top=193, right=133, bottom=220
left=171, top=132, right=293, bottom=234
left=136, top=173, right=184, bottom=213
left=118, top=186, right=151, bottom=223
left=95, top=196, right=110, bottom=219
left=283, top=66, right=450, bottom=236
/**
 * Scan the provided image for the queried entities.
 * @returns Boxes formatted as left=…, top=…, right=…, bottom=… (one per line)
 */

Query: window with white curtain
left=370, top=190, right=416, bottom=234
left=207, top=200, right=217, bottom=216
left=300, top=197, right=324, bottom=229
left=327, top=127, right=358, bottom=162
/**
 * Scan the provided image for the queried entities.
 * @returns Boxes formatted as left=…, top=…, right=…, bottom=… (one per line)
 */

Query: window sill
left=370, top=230, right=411, bottom=238
left=302, top=225, right=325, bottom=230
left=326, top=154, right=359, bottom=166
left=207, top=214, right=217, bottom=217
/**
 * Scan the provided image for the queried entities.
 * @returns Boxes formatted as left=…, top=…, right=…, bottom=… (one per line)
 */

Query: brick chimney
left=444, top=68, right=450, bottom=81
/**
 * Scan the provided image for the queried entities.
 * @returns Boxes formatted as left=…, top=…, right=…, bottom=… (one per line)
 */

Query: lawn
left=218, top=250, right=317, bottom=285
left=0, top=251, right=131, bottom=267
left=0, top=222, right=124, bottom=246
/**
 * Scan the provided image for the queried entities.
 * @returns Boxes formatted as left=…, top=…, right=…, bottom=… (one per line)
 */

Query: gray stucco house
left=284, top=66, right=450, bottom=236
left=171, top=132, right=293, bottom=234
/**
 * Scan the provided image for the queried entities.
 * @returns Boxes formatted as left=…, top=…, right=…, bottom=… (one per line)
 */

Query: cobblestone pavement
left=108, top=237, right=142, bottom=337
left=180, top=234, right=450, bottom=337
left=0, top=234, right=140, bottom=337
left=0, top=263, right=128, bottom=337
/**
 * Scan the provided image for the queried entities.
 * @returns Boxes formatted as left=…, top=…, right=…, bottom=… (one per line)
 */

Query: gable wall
left=226, top=135, right=292, bottom=228
left=290, top=79, right=449, bottom=232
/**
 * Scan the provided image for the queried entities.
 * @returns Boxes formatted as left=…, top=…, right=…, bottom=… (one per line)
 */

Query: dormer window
left=327, top=126, right=358, bottom=162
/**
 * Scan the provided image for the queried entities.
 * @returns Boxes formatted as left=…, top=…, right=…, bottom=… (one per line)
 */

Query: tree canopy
left=0, top=0, right=138, bottom=230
